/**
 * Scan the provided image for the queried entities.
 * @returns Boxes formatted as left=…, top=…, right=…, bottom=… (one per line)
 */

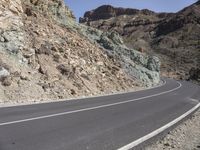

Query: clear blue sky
left=65, top=0, right=197, bottom=20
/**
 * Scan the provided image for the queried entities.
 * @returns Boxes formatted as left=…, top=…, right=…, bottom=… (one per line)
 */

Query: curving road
left=0, top=78, right=199, bottom=150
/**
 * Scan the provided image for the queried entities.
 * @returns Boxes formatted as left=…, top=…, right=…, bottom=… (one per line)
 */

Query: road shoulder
left=146, top=108, right=200, bottom=150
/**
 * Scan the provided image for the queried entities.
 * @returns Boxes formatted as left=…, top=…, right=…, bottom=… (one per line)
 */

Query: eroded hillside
left=80, top=2, right=200, bottom=83
left=0, top=0, right=160, bottom=104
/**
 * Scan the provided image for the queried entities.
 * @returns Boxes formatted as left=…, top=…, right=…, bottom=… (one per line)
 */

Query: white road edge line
left=0, top=81, right=180, bottom=126
left=118, top=102, right=200, bottom=150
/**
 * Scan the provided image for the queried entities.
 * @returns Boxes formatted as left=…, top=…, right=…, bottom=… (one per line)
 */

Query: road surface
left=0, top=78, right=199, bottom=150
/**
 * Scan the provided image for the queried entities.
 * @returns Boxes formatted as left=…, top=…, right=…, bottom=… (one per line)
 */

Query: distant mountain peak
left=80, top=1, right=200, bottom=83
left=80, top=5, right=157, bottom=23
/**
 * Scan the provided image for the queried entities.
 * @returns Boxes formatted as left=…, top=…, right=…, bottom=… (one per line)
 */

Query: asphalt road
left=0, top=78, right=199, bottom=150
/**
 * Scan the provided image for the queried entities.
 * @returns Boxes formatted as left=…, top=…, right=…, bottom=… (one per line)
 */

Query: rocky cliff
left=80, top=5, right=172, bottom=23
left=0, top=0, right=160, bottom=104
left=80, top=2, right=200, bottom=83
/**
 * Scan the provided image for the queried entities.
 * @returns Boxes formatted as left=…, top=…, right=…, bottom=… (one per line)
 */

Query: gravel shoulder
left=146, top=108, right=200, bottom=150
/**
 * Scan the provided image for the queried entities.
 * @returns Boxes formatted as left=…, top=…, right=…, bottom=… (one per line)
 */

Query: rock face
left=189, top=68, right=200, bottom=84
left=80, top=1, right=200, bottom=83
left=23, top=0, right=75, bottom=24
left=0, top=0, right=160, bottom=104
left=0, top=0, right=24, bottom=54
left=78, top=27, right=160, bottom=86
left=80, top=5, right=157, bottom=22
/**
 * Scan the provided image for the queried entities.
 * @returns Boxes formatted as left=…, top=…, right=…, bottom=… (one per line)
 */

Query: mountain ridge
left=80, top=1, right=200, bottom=83
left=79, top=5, right=174, bottom=23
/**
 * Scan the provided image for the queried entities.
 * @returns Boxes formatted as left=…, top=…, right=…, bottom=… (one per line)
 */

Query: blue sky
left=65, top=0, right=197, bottom=20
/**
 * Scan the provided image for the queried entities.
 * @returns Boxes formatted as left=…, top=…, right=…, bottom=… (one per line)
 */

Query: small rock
left=0, top=37, right=5, bottom=42
left=0, top=67, right=10, bottom=79
left=23, top=48, right=35, bottom=58
left=36, top=42, right=52, bottom=55
left=51, top=46, right=58, bottom=52
left=164, top=142, right=170, bottom=147
left=20, top=75, right=29, bottom=81
left=38, top=65, right=47, bottom=75
left=57, top=64, right=75, bottom=78
left=171, top=144, right=175, bottom=148
left=80, top=73, right=90, bottom=81
left=1, top=76, right=12, bottom=86
left=70, top=89, right=76, bottom=95
left=25, top=7, right=32, bottom=16
left=53, top=53, right=62, bottom=62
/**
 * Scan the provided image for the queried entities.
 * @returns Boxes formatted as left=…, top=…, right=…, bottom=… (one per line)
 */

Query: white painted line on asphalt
left=0, top=81, right=181, bottom=126
left=118, top=102, right=200, bottom=150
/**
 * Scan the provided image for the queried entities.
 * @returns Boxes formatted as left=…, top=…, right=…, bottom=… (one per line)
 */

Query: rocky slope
left=80, top=1, right=200, bottom=83
left=0, top=0, right=160, bottom=104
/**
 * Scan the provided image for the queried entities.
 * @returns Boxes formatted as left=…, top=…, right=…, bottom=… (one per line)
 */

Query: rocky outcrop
left=80, top=5, right=172, bottom=51
left=31, top=2, right=161, bottom=87
left=188, top=68, right=200, bottom=84
left=77, top=26, right=160, bottom=86
left=80, top=5, right=159, bottom=23
left=0, top=0, right=160, bottom=104
left=22, top=0, right=75, bottom=25
left=156, top=1, right=200, bottom=36
left=0, top=0, right=136, bottom=104
left=80, top=1, right=200, bottom=83
left=0, top=0, right=24, bottom=55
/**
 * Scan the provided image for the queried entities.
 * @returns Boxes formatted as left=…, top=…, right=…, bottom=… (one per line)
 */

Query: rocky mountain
left=80, top=1, right=200, bottom=83
left=0, top=0, right=160, bottom=104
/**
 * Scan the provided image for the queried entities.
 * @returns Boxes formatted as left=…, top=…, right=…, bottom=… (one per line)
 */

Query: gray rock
left=36, top=9, right=161, bottom=87
left=0, top=67, right=10, bottom=79
left=0, top=29, right=24, bottom=54
left=147, top=56, right=160, bottom=72
left=57, top=64, right=75, bottom=78
left=76, top=24, right=160, bottom=86
left=0, top=37, right=5, bottom=42
left=1, top=76, right=12, bottom=86
left=98, top=34, right=115, bottom=50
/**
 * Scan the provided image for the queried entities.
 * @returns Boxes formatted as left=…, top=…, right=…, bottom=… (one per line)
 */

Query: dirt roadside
left=146, top=108, right=200, bottom=150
